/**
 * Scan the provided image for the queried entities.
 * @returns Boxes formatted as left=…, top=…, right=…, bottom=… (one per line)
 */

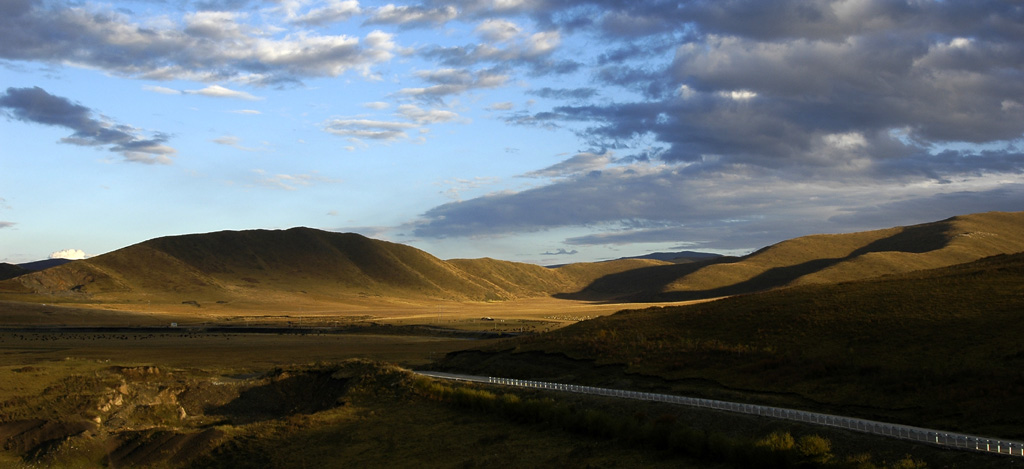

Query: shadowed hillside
left=0, top=263, right=27, bottom=281
left=440, top=251, right=1024, bottom=438
left=563, top=210, right=1024, bottom=301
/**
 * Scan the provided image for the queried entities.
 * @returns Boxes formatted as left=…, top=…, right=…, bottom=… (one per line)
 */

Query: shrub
left=796, top=434, right=833, bottom=464
left=756, top=431, right=795, bottom=452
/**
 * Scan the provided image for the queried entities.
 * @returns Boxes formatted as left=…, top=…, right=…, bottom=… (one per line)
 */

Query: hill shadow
left=209, top=371, right=349, bottom=424
left=558, top=221, right=954, bottom=303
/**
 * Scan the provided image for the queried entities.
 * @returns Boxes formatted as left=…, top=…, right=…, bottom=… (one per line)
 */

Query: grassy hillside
left=441, top=252, right=1024, bottom=439
left=1, top=229, right=504, bottom=303
left=2, top=228, right=650, bottom=306
left=3, top=211, right=1021, bottom=307
left=568, top=210, right=1024, bottom=301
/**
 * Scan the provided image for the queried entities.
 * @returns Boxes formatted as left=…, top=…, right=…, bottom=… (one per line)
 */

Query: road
left=415, top=371, right=1023, bottom=457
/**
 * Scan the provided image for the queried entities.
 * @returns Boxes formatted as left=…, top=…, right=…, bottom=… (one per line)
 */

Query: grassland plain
left=438, top=252, right=1024, bottom=444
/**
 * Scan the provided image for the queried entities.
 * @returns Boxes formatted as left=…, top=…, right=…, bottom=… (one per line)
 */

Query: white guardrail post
left=432, top=372, right=1023, bottom=457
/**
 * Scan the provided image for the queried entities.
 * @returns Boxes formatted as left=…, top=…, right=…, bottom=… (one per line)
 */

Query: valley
left=0, top=211, right=1021, bottom=467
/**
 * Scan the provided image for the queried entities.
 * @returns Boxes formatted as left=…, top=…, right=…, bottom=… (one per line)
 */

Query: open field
left=0, top=296, right=714, bottom=334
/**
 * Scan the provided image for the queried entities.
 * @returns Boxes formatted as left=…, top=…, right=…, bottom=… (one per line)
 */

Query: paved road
left=415, top=371, right=1023, bottom=457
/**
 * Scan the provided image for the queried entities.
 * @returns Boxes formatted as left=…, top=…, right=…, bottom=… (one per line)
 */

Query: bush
left=757, top=431, right=796, bottom=452
left=796, top=434, right=833, bottom=464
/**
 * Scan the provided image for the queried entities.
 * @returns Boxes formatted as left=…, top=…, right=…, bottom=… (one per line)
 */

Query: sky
left=1, top=0, right=1023, bottom=265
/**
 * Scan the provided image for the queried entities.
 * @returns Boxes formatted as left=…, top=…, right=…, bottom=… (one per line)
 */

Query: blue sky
left=2, top=0, right=1023, bottom=265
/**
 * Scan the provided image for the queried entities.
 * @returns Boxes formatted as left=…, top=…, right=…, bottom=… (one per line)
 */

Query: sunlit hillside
left=2, top=211, right=1021, bottom=308
left=568, top=210, right=1024, bottom=301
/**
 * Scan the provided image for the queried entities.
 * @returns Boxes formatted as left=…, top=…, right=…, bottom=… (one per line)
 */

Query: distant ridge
left=616, top=250, right=723, bottom=263
left=547, top=250, right=723, bottom=268
left=0, top=259, right=73, bottom=281
left=0, top=263, right=28, bottom=281
left=18, top=258, right=74, bottom=271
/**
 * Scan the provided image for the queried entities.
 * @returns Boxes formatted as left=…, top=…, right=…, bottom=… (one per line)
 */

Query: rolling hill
left=439, top=250, right=1024, bottom=438
left=1, top=210, right=1021, bottom=306
left=0, top=228, right=626, bottom=304
left=562, top=210, right=1024, bottom=301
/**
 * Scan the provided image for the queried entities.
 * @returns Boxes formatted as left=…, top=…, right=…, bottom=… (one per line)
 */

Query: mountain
left=0, top=228, right=633, bottom=304
left=546, top=251, right=723, bottom=268
left=562, top=210, right=1024, bottom=301
left=18, top=258, right=74, bottom=271
left=616, top=250, right=724, bottom=263
left=0, top=259, right=76, bottom=281
left=0, top=263, right=28, bottom=281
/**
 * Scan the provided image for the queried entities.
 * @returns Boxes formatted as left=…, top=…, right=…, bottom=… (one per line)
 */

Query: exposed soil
left=0, top=362, right=371, bottom=467
left=0, top=419, right=96, bottom=458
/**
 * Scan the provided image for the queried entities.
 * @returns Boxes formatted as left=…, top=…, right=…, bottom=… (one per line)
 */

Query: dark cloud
left=428, top=0, right=1024, bottom=177
left=0, top=221, right=15, bottom=229
left=398, top=68, right=508, bottom=103
left=412, top=149, right=1024, bottom=251
left=541, top=248, right=578, bottom=256
left=0, top=1, right=396, bottom=84
left=364, top=4, right=458, bottom=28
left=0, top=86, right=175, bottom=164
left=419, top=32, right=577, bottom=76
left=530, top=87, right=598, bottom=101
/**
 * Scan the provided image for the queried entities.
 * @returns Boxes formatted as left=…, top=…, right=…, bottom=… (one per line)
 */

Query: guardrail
left=416, top=371, right=1022, bottom=457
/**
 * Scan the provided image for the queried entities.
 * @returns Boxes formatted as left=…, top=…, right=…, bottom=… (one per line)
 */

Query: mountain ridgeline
left=1, top=211, right=1022, bottom=305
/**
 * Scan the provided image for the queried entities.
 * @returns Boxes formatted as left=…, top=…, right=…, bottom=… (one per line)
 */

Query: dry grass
left=458, top=252, right=1024, bottom=439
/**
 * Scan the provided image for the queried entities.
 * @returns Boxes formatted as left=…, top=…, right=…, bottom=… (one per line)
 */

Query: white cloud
left=50, top=248, right=87, bottom=260
left=252, top=169, right=342, bottom=190
left=184, top=85, right=263, bottom=101
left=719, top=89, right=758, bottom=100
left=143, top=85, right=181, bottom=95
left=229, top=109, right=262, bottom=115
left=0, top=3, right=398, bottom=84
left=486, top=102, right=514, bottom=111
left=366, top=4, right=457, bottom=27
left=363, top=101, right=390, bottom=109
left=288, top=0, right=361, bottom=26
left=323, top=118, right=418, bottom=140
left=475, top=19, right=522, bottom=42
left=213, top=135, right=266, bottom=151
left=396, top=104, right=459, bottom=124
